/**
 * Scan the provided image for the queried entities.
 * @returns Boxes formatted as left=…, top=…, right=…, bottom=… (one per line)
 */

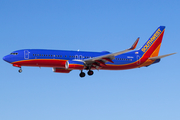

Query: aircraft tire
left=88, top=70, right=94, bottom=76
left=79, top=72, right=85, bottom=77
left=18, top=69, right=22, bottom=73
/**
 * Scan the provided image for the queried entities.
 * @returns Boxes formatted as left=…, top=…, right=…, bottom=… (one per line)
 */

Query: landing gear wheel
left=79, top=72, right=85, bottom=78
left=88, top=70, right=94, bottom=76
left=18, top=69, right=22, bottom=73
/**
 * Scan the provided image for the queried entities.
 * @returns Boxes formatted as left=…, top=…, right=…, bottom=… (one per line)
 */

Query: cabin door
left=24, top=50, right=29, bottom=59
left=136, top=55, right=141, bottom=65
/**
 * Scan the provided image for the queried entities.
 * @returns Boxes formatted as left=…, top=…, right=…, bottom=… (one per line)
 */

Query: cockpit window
left=10, top=52, right=18, bottom=55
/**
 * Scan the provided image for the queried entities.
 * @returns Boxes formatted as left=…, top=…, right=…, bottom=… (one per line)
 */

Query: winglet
left=128, top=37, right=140, bottom=50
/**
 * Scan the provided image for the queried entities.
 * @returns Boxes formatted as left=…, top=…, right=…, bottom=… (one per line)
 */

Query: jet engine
left=53, top=68, right=71, bottom=73
left=65, top=60, right=84, bottom=70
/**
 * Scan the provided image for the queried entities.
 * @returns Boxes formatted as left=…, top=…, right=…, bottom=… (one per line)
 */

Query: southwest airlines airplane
left=3, top=26, right=176, bottom=77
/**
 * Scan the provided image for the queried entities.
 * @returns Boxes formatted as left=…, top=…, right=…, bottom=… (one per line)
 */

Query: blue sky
left=0, top=0, right=179, bottom=120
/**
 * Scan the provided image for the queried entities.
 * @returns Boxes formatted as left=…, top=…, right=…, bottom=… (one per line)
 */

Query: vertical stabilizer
left=139, top=26, right=165, bottom=57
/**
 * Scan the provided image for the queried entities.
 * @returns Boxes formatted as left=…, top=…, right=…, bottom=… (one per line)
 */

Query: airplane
left=3, top=26, right=176, bottom=77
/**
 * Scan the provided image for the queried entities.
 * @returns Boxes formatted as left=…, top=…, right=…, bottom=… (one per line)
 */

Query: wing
left=84, top=38, right=139, bottom=67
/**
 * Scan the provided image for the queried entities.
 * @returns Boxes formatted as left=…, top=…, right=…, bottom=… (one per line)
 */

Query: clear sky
left=0, top=0, right=180, bottom=120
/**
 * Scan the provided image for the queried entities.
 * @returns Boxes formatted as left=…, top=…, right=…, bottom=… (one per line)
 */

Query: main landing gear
left=88, top=70, right=93, bottom=76
left=79, top=71, right=85, bottom=77
left=79, top=70, right=94, bottom=78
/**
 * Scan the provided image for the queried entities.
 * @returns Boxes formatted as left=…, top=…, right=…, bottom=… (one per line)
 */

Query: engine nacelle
left=65, top=60, right=84, bottom=70
left=53, top=68, right=71, bottom=73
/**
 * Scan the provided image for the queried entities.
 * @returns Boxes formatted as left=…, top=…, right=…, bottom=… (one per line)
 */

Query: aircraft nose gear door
left=24, top=50, right=30, bottom=59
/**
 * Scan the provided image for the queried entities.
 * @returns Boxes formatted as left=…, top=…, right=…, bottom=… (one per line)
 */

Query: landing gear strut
left=18, top=68, right=22, bottom=73
left=79, top=71, right=85, bottom=78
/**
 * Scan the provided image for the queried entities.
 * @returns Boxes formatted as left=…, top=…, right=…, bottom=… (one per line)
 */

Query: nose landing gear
left=18, top=68, right=22, bottom=73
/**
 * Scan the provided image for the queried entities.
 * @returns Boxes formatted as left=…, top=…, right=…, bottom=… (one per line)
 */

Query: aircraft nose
left=3, top=56, right=6, bottom=61
left=3, top=55, right=11, bottom=63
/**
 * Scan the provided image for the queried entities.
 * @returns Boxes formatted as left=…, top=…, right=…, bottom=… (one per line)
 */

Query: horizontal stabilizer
left=149, top=53, right=176, bottom=60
